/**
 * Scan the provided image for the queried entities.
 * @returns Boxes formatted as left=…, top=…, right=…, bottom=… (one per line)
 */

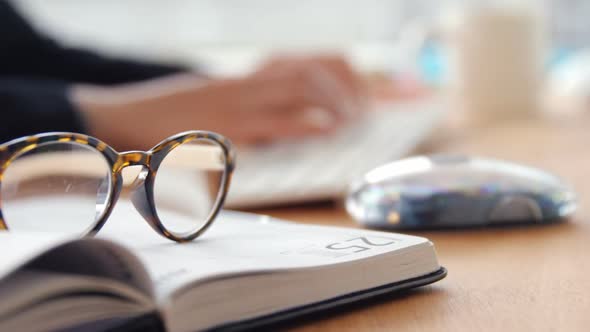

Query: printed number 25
left=325, top=236, right=398, bottom=254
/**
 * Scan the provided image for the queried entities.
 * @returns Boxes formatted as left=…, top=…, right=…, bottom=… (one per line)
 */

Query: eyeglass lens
left=0, top=142, right=112, bottom=235
left=153, top=138, right=226, bottom=237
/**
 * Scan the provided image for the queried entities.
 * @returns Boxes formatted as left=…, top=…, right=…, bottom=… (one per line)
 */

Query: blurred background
left=11, top=1, right=588, bottom=72
left=13, top=0, right=590, bottom=108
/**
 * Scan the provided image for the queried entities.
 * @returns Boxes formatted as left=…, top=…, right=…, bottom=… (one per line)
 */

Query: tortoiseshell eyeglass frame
left=0, top=131, right=235, bottom=242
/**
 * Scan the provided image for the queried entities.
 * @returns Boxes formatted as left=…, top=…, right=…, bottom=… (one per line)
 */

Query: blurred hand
left=364, top=71, right=429, bottom=102
left=75, top=55, right=367, bottom=150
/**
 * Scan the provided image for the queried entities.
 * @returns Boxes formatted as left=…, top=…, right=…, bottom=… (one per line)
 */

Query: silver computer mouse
left=346, top=155, right=577, bottom=229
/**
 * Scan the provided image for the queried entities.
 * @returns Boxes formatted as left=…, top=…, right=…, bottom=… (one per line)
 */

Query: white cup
left=443, top=2, right=547, bottom=127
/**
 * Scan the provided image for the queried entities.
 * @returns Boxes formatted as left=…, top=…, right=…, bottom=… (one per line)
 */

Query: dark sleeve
left=0, top=1, right=190, bottom=85
left=0, top=79, right=85, bottom=144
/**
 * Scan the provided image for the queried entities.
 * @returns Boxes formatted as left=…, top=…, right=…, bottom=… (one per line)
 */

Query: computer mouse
left=346, top=155, right=577, bottom=229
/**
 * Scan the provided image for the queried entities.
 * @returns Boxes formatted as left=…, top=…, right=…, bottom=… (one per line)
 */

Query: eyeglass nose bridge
left=114, top=151, right=152, bottom=173
left=114, top=151, right=170, bottom=239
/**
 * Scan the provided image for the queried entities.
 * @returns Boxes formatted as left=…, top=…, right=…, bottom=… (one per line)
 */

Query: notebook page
left=0, top=232, right=71, bottom=280
left=0, top=231, right=154, bottom=300
left=100, top=200, right=434, bottom=302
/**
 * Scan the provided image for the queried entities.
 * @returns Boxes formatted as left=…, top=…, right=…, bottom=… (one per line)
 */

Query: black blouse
left=0, top=1, right=187, bottom=143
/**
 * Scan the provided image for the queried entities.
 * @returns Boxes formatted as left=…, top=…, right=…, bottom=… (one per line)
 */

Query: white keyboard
left=226, top=98, right=444, bottom=208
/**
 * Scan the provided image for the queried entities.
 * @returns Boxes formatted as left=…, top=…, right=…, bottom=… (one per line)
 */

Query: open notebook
left=0, top=201, right=446, bottom=331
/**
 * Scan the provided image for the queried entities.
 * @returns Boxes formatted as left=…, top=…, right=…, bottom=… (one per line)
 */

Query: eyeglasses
left=0, top=131, right=235, bottom=242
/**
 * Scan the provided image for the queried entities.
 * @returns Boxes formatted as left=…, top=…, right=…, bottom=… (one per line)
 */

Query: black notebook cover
left=214, top=267, right=447, bottom=331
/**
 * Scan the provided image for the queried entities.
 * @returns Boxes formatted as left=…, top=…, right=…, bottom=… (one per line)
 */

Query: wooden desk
left=254, top=117, right=590, bottom=331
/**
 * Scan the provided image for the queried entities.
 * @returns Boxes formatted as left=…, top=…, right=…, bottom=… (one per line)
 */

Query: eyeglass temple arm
left=1, top=145, right=225, bottom=185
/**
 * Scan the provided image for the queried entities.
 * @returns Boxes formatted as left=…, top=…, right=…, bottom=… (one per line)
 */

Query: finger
left=246, top=65, right=352, bottom=122
left=260, top=54, right=361, bottom=92
left=305, top=55, right=369, bottom=111
left=313, top=56, right=362, bottom=92
left=233, top=105, right=342, bottom=143
left=257, top=55, right=368, bottom=112
left=281, top=63, right=360, bottom=121
left=370, top=75, right=430, bottom=102
left=260, top=107, right=342, bottom=139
